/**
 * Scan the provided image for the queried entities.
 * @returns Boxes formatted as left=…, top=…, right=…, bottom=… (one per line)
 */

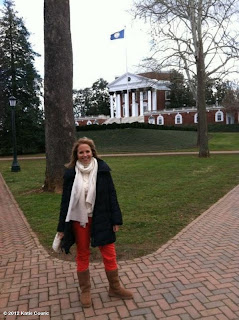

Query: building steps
left=104, top=116, right=144, bottom=124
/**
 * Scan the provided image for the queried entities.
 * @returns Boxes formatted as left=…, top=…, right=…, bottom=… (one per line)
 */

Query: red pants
left=72, top=218, right=118, bottom=272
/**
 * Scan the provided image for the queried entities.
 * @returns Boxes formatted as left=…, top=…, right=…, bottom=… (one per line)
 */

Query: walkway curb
left=0, top=150, right=239, bottom=161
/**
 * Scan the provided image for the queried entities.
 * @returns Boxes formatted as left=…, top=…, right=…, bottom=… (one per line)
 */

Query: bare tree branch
left=133, top=0, right=239, bottom=157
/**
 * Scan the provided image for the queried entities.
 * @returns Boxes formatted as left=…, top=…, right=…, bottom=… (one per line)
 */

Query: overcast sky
left=0, top=0, right=152, bottom=89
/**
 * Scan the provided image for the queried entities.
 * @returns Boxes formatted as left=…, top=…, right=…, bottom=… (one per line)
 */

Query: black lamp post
left=9, top=96, right=21, bottom=172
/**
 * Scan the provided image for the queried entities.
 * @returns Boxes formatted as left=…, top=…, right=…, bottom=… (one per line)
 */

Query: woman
left=57, top=137, right=133, bottom=308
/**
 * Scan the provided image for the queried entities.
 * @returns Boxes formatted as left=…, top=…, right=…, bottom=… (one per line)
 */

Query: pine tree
left=168, top=70, right=195, bottom=109
left=89, top=78, right=110, bottom=116
left=0, top=0, right=44, bottom=155
left=73, top=79, right=110, bottom=117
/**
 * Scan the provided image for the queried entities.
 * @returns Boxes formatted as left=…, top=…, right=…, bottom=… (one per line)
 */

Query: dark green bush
left=208, top=124, right=239, bottom=132
left=76, top=122, right=197, bottom=132
left=76, top=122, right=239, bottom=132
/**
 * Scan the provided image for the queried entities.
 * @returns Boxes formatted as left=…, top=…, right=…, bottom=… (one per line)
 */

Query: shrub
left=76, top=122, right=239, bottom=132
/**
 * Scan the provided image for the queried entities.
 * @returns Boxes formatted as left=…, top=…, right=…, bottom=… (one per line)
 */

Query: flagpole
left=124, top=25, right=129, bottom=118
left=125, top=26, right=128, bottom=76
left=110, top=28, right=129, bottom=119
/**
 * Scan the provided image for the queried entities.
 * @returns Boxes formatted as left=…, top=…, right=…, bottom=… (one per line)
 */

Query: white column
left=132, top=92, right=137, bottom=116
left=135, top=103, right=139, bottom=116
left=125, top=92, right=129, bottom=117
left=140, top=91, right=144, bottom=116
left=110, top=94, right=114, bottom=118
left=148, top=90, right=152, bottom=112
left=116, top=93, right=121, bottom=118
left=152, top=90, right=157, bottom=111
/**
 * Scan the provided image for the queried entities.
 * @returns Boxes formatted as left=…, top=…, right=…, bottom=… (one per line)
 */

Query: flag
left=110, top=29, right=124, bottom=40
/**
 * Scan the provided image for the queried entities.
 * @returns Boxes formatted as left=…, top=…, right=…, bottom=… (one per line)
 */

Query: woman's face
left=77, top=144, right=93, bottom=165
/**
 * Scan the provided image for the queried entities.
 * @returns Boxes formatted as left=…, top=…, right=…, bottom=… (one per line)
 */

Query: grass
left=1, top=153, right=239, bottom=261
left=208, top=132, right=239, bottom=151
left=77, top=129, right=198, bottom=153
left=77, top=129, right=239, bottom=154
left=1, top=130, right=238, bottom=157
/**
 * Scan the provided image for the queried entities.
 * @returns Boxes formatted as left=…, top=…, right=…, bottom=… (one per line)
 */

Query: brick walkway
left=0, top=174, right=239, bottom=320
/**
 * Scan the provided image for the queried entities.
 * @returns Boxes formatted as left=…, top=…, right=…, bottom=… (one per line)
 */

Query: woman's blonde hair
left=66, top=137, right=98, bottom=168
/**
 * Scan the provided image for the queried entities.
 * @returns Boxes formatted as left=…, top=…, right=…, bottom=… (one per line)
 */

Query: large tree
left=73, top=87, right=92, bottom=118
left=221, top=83, right=239, bottom=114
left=0, top=0, right=44, bottom=155
left=87, top=78, right=110, bottom=116
left=44, top=0, right=76, bottom=193
left=168, top=70, right=195, bottom=109
left=73, top=78, right=110, bottom=117
left=134, top=0, right=239, bottom=157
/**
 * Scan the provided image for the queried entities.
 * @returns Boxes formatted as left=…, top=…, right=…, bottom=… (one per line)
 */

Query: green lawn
left=77, top=129, right=198, bottom=153
left=208, top=132, right=239, bottom=151
left=1, top=154, right=239, bottom=261
left=2, top=130, right=238, bottom=157
left=77, top=129, right=239, bottom=153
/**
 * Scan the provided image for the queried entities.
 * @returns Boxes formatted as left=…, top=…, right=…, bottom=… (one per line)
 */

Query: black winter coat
left=57, top=158, right=123, bottom=253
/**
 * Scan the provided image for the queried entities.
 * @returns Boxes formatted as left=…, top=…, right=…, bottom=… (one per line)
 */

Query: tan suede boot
left=77, top=269, right=92, bottom=308
left=106, top=269, right=133, bottom=300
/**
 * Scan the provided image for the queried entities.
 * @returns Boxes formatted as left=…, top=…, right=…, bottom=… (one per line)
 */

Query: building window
left=157, top=115, right=164, bottom=125
left=215, top=110, right=224, bottom=122
left=165, top=91, right=171, bottom=100
left=226, top=113, right=234, bottom=124
left=175, top=113, right=182, bottom=124
left=122, top=104, right=126, bottom=117
left=148, top=115, right=155, bottom=124
left=143, top=91, right=147, bottom=100
left=122, top=94, right=125, bottom=103
left=143, top=102, right=148, bottom=112
left=194, top=113, right=198, bottom=124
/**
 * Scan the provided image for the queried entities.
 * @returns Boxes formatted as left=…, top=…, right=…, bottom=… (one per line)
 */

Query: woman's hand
left=113, top=225, right=120, bottom=232
left=58, top=232, right=64, bottom=239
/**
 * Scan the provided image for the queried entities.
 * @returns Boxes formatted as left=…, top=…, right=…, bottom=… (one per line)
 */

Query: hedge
left=76, top=122, right=239, bottom=132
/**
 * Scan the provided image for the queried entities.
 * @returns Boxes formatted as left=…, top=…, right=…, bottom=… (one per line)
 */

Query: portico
left=108, top=72, right=170, bottom=120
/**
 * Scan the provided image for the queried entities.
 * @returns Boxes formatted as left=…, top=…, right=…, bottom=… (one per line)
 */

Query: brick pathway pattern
left=0, top=173, right=239, bottom=320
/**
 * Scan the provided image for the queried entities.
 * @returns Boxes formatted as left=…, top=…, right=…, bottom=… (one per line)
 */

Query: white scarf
left=65, top=158, right=98, bottom=227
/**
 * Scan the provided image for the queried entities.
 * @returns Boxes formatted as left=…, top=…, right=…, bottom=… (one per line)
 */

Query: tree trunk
left=197, top=38, right=210, bottom=158
left=44, top=0, right=75, bottom=193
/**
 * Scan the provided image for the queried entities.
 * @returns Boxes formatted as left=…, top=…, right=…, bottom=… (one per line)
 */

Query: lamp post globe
left=9, top=95, right=16, bottom=107
left=9, top=96, right=21, bottom=172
